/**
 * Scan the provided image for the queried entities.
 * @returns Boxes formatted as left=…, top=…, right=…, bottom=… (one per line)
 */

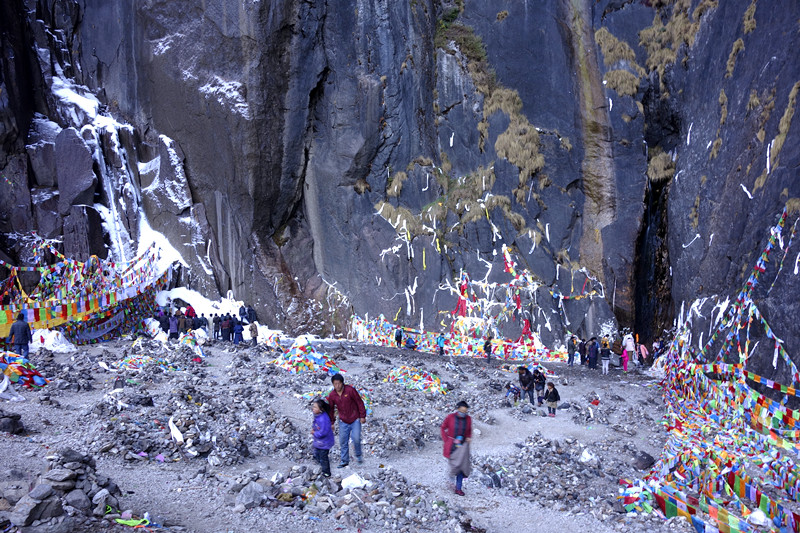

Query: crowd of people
left=565, top=332, right=664, bottom=374
left=154, top=300, right=261, bottom=346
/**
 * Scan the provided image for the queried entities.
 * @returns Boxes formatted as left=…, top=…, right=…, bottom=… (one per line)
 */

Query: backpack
left=612, top=339, right=623, bottom=355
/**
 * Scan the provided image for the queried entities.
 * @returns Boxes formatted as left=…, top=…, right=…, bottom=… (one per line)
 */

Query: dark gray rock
left=43, top=470, right=76, bottom=483
left=630, top=450, right=655, bottom=471
left=28, top=484, right=53, bottom=501
left=0, top=414, right=24, bottom=435
left=63, top=489, right=91, bottom=512
left=9, top=495, right=39, bottom=526
left=234, top=481, right=264, bottom=510
left=55, top=127, right=96, bottom=216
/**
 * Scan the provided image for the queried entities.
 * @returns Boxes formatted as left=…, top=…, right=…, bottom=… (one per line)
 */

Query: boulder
left=630, top=450, right=655, bottom=471
left=64, top=489, right=91, bottom=512
left=234, top=481, right=264, bottom=510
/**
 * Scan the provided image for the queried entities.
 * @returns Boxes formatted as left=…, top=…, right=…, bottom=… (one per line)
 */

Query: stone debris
left=0, top=338, right=689, bottom=533
left=1, top=448, right=124, bottom=531
left=227, top=465, right=472, bottom=532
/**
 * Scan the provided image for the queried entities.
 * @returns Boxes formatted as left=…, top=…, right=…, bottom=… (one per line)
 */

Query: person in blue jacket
left=311, top=399, right=334, bottom=477
left=232, top=320, right=244, bottom=345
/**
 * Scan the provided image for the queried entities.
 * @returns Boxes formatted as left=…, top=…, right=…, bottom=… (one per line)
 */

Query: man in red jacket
left=327, top=374, right=367, bottom=468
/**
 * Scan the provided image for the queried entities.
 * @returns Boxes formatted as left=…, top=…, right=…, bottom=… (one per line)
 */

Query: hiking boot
left=356, top=457, right=363, bottom=465
left=548, top=413, right=555, bottom=417
left=337, top=463, right=349, bottom=468
left=454, top=489, right=465, bottom=496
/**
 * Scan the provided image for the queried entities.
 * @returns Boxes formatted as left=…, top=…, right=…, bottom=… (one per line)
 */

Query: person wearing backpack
left=600, top=338, right=612, bottom=375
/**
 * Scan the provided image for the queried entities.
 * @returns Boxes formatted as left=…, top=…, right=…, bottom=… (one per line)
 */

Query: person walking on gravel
left=327, top=374, right=367, bottom=468
left=310, top=399, right=334, bottom=477
left=440, top=400, right=472, bottom=496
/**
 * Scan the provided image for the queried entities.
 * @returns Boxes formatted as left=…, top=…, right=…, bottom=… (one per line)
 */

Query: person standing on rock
left=517, top=366, right=536, bottom=405
left=483, top=335, right=493, bottom=363
left=310, top=399, right=334, bottom=477
left=440, top=400, right=472, bottom=496
left=600, top=338, right=612, bottom=375
left=543, top=382, right=560, bottom=417
left=578, top=338, right=587, bottom=365
left=394, top=326, right=403, bottom=347
left=327, top=374, right=367, bottom=468
left=7, top=313, right=32, bottom=358
left=437, top=332, right=446, bottom=356
left=249, top=321, right=258, bottom=346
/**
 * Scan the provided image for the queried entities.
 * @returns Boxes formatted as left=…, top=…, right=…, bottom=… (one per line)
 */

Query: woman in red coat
left=440, top=401, right=472, bottom=496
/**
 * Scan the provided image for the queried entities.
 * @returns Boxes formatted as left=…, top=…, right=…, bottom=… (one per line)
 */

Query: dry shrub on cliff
left=743, top=0, right=757, bottom=34
left=725, top=39, right=745, bottom=78
left=484, top=194, right=510, bottom=211
left=647, top=149, right=675, bottom=182
left=595, top=28, right=640, bottom=70
left=770, top=81, right=800, bottom=170
left=690, top=195, right=700, bottom=228
left=639, top=0, right=718, bottom=85
left=387, top=171, right=408, bottom=197
left=709, top=138, right=722, bottom=160
left=375, top=202, right=424, bottom=237
left=502, top=208, right=526, bottom=232
left=786, top=198, right=800, bottom=215
left=495, top=117, right=544, bottom=188
left=604, top=70, right=640, bottom=97
left=719, top=89, right=728, bottom=125
left=747, top=90, right=760, bottom=112
left=484, top=87, right=523, bottom=119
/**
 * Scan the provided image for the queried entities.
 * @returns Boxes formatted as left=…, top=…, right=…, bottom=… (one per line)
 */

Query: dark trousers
left=313, top=447, right=331, bottom=475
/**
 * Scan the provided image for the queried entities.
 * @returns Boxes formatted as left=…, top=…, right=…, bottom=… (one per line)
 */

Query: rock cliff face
left=1, top=0, right=798, bottom=356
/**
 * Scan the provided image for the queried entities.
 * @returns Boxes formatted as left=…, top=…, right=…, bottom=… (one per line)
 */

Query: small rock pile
left=2, top=448, right=123, bottom=530
left=228, top=465, right=473, bottom=532
left=32, top=349, right=95, bottom=393
left=473, top=432, right=686, bottom=532
left=0, top=408, right=24, bottom=435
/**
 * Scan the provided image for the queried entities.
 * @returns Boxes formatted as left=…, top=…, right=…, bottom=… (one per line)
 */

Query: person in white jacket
left=622, top=333, right=635, bottom=372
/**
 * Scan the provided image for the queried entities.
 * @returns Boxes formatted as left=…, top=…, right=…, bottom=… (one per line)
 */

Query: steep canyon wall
left=1, top=0, right=798, bottom=361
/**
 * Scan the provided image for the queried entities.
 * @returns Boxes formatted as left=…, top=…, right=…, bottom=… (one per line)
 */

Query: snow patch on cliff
left=199, top=76, right=251, bottom=119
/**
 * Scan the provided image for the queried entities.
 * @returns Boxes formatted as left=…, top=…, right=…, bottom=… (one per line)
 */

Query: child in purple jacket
left=311, top=399, right=335, bottom=477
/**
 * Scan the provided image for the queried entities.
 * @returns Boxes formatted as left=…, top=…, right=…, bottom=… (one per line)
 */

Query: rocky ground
left=0, top=338, right=695, bottom=533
